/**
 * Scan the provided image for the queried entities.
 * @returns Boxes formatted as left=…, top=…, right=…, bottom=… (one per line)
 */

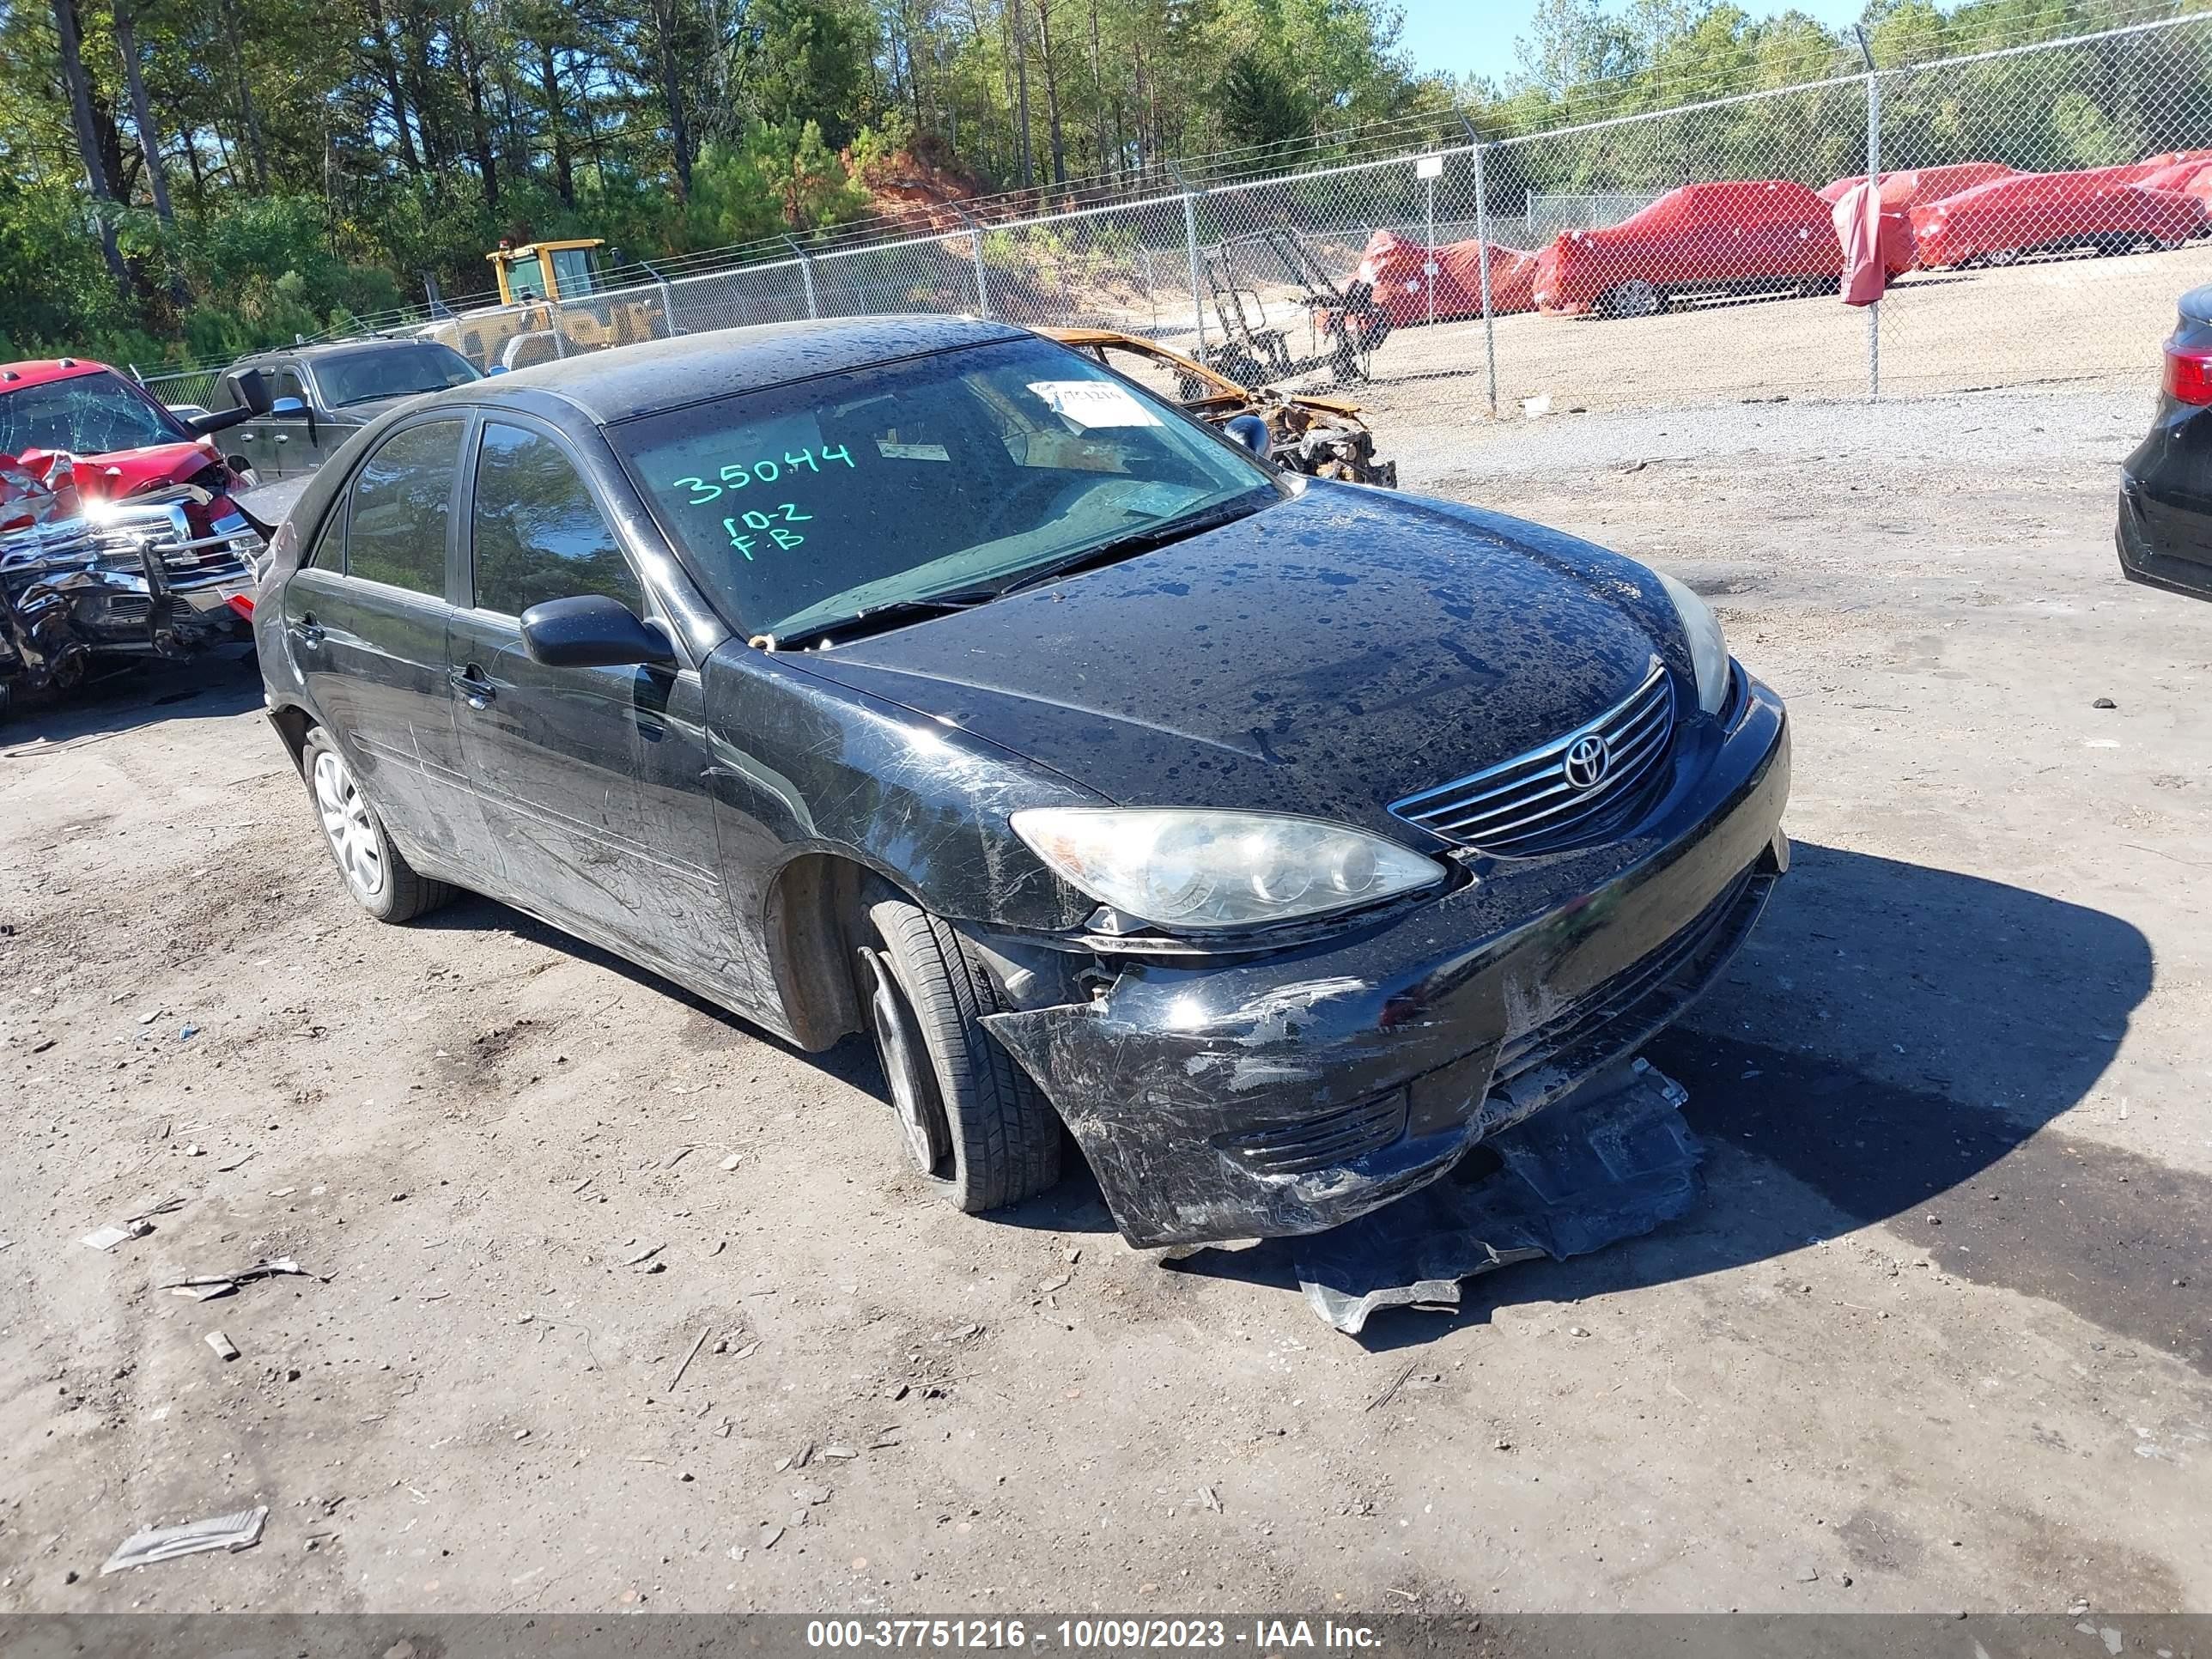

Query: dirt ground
left=2, top=388, right=2209, bottom=1619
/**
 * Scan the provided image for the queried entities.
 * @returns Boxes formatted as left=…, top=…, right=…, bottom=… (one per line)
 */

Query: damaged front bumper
left=984, top=674, right=1790, bottom=1248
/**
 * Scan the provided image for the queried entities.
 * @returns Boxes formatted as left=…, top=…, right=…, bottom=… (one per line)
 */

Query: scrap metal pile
left=1041, top=325, right=1399, bottom=488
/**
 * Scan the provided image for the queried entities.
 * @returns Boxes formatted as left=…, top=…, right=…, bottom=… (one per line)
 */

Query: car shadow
left=1165, top=842, right=2165, bottom=1349
left=416, top=886, right=1133, bottom=1234
left=416, top=890, right=891, bottom=1090
left=0, top=647, right=263, bottom=754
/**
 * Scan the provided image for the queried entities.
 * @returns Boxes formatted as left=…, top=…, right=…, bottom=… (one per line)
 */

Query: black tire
left=1601, top=278, right=1664, bottom=319
left=299, top=726, right=453, bottom=923
left=1215, top=347, right=1267, bottom=389
left=859, top=882, right=1060, bottom=1212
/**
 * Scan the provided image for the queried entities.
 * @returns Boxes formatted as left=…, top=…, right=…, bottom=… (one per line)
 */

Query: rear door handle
left=290, top=612, right=324, bottom=647
left=450, top=665, right=495, bottom=709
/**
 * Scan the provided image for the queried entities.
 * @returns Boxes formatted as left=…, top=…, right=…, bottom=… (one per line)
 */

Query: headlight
left=1009, top=807, right=1447, bottom=933
left=1651, top=568, right=1730, bottom=715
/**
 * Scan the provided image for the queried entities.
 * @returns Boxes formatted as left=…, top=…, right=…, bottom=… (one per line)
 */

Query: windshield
left=0, top=369, right=185, bottom=456
left=611, top=335, right=1277, bottom=641
left=316, top=343, right=480, bottom=408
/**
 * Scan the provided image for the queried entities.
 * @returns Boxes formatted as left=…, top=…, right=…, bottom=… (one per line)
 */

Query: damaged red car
left=0, top=357, right=281, bottom=668
left=1533, top=179, right=1914, bottom=318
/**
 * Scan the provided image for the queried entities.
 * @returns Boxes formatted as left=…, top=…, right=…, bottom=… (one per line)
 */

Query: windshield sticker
left=877, top=441, right=951, bottom=461
left=1025, top=380, right=1161, bottom=429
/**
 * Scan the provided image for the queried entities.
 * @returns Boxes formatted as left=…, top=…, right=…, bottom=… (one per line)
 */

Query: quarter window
left=341, top=419, right=464, bottom=596
left=471, top=422, right=641, bottom=616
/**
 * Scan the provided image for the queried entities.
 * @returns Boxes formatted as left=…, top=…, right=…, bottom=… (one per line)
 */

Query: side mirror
left=190, top=405, right=253, bottom=434
left=486, top=363, right=509, bottom=375
left=188, top=369, right=271, bottom=436
left=518, top=593, right=675, bottom=669
left=1222, top=412, right=1274, bottom=462
left=270, top=397, right=307, bottom=417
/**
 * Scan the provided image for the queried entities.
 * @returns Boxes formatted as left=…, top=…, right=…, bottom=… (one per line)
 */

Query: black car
left=2119, top=283, right=2212, bottom=601
left=254, top=317, right=1790, bottom=1248
left=210, top=339, right=481, bottom=481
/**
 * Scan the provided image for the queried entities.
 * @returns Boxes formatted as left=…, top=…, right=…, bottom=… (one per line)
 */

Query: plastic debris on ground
left=82, top=1220, right=154, bottom=1252
left=158, top=1256, right=316, bottom=1300
left=82, top=1196, right=185, bottom=1252
left=1291, top=1057, right=1704, bottom=1336
left=100, top=1504, right=268, bottom=1575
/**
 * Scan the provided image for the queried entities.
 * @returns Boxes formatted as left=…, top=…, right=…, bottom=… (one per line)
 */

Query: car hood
left=789, top=482, right=1688, bottom=839
left=22, top=438, right=221, bottom=501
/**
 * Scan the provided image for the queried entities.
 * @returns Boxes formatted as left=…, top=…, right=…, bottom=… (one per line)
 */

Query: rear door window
left=469, top=422, right=641, bottom=616
left=340, top=418, right=465, bottom=596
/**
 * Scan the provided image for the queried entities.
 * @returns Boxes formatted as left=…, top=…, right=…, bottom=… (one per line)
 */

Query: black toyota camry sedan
left=255, top=316, right=1790, bottom=1248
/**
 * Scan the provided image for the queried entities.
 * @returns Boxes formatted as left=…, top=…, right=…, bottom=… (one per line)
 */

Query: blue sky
left=1395, top=0, right=1872, bottom=88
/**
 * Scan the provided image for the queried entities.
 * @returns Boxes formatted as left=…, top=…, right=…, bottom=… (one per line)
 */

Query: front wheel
left=1602, top=278, right=1664, bottom=319
left=858, top=883, right=1060, bottom=1212
left=300, top=726, right=453, bottom=923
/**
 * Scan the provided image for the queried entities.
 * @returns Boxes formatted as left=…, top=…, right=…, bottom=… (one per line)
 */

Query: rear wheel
left=857, top=882, right=1060, bottom=1212
left=1602, top=278, right=1664, bottom=319
left=301, top=726, right=452, bottom=923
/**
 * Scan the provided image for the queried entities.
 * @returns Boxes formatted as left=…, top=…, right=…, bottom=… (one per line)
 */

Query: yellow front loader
left=416, top=240, right=667, bottom=372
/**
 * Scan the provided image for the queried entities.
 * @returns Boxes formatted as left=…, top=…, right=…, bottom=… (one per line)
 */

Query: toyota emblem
left=1563, top=733, right=1611, bottom=791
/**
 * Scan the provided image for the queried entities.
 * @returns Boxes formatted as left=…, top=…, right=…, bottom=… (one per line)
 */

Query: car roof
left=232, top=339, right=452, bottom=368
left=0, top=359, right=119, bottom=390
left=477, top=315, right=1030, bottom=425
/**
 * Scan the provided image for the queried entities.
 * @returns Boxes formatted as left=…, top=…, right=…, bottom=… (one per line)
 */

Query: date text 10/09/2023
left=803, top=1620, right=1387, bottom=1650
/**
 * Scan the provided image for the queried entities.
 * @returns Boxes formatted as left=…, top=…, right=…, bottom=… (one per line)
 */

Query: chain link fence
left=137, top=13, right=2212, bottom=435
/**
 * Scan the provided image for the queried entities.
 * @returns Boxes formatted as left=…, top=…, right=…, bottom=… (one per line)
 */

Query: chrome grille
left=0, top=516, right=98, bottom=574
left=92, top=504, right=258, bottom=589
left=1390, top=659, right=1676, bottom=856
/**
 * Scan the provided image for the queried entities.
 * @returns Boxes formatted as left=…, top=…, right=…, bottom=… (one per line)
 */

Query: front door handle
left=450, top=665, right=495, bottom=709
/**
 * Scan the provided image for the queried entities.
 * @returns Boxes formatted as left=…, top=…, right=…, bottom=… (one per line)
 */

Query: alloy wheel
left=858, top=945, right=950, bottom=1174
left=1609, top=279, right=1662, bottom=319
left=313, top=749, right=386, bottom=899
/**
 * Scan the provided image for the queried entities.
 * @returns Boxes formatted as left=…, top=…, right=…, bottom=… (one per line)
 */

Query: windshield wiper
left=994, top=492, right=1271, bottom=597
left=776, top=586, right=1002, bottom=645
left=769, top=492, right=1273, bottom=646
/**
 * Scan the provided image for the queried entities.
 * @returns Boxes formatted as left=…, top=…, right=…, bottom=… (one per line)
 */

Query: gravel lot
left=1154, top=237, right=2212, bottom=423
left=2, top=388, right=2208, bottom=1618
